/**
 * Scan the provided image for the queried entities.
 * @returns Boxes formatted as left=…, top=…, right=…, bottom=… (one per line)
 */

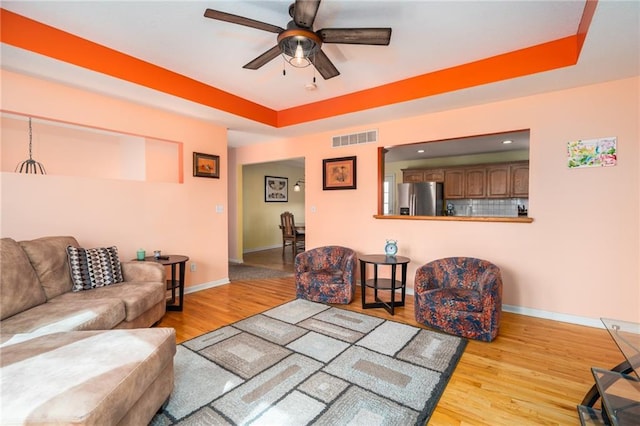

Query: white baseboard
left=184, top=279, right=230, bottom=295
left=184, top=281, right=603, bottom=329
left=384, top=287, right=603, bottom=329
left=502, top=304, right=604, bottom=328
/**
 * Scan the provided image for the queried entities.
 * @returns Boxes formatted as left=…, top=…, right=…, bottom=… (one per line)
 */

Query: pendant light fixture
left=15, top=117, right=46, bottom=174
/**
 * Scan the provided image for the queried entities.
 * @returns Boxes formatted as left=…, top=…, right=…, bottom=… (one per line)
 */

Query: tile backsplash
left=446, top=198, right=528, bottom=217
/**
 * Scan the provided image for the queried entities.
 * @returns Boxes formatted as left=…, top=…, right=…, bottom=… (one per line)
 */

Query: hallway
left=242, top=247, right=296, bottom=273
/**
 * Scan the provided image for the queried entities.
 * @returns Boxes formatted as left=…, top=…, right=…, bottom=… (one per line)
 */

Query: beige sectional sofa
left=0, top=236, right=176, bottom=425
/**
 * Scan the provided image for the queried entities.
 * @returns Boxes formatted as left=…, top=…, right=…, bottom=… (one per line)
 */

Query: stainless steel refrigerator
left=397, top=182, right=444, bottom=216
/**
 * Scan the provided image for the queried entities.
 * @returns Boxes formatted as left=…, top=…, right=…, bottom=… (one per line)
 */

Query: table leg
left=178, top=261, right=185, bottom=311
left=360, top=260, right=366, bottom=308
left=401, top=263, right=407, bottom=305
left=373, top=264, right=378, bottom=301
left=390, top=264, right=397, bottom=315
left=166, top=261, right=185, bottom=312
left=170, top=264, right=176, bottom=304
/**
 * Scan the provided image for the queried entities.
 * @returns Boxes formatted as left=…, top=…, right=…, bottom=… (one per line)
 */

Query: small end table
left=359, top=254, right=410, bottom=315
left=143, top=255, right=189, bottom=312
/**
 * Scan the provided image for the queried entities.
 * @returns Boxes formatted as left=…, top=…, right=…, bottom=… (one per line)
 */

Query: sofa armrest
left=120, top=261, right=165, bottom=282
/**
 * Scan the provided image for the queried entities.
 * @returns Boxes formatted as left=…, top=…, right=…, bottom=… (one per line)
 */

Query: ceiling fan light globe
left=278, top=29, right=322, bottom=58
left=289, top=56, right=311, bottom=68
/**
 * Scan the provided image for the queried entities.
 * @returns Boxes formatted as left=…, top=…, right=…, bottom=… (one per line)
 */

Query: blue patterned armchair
left=414, top=257, right=503, bottom=342
left=295, top=246, right=357, bottom=304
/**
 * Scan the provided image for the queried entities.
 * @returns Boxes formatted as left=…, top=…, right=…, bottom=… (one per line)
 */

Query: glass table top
left=602, top=318, right=640, bottom=378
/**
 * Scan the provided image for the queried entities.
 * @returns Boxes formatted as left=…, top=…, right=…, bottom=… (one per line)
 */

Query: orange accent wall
left=0, top=9, right=276, bottom=126
left=0, top=1, right=598, bottom=128
left=577, top=0, right=599, bottom=55
left=278, top=36, right=579, bottom=127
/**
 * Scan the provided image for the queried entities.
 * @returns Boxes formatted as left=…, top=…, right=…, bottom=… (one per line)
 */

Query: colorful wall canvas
left=567, top=137, right=617, bottom=168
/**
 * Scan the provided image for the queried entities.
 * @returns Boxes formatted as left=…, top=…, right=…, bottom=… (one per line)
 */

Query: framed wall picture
left=323, top=156, right=357, bottom=190
left=265, top=176, right=288, bottom=202
left=567, top=137, right=617, bottom=168
left=193, top=152, right=220, bottom=178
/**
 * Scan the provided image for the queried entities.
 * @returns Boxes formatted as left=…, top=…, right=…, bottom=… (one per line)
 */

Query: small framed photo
left=323, top=156, right=357, bottom=190
left=265, top=176, right=288, bottom=202
left=193, top=152, right=220, bottom=178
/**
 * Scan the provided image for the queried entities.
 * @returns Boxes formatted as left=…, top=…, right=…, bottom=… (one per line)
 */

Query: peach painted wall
left=230, top=76, right=639, bottom=324
left=1, top=70, right=229, bottom=290
left=2, top=115, right=180, bottom=183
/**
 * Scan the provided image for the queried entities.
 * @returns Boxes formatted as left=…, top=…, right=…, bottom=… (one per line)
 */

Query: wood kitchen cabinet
left=510, top=163, right=529, bottom=197
left=445, top=168, right=485, bottom=198
left=407, top=161, right=528, bottom=199
left=423, top=169, right=444, bottom=182
left=402, top=170, right=426, bottom=183
left=444, top=169, right=465, bottom=199
left=402, top=168, right=444, bottom=183
left=486, top=165, right=510, bottom=198
left=465, top=167, right=486, bottom=198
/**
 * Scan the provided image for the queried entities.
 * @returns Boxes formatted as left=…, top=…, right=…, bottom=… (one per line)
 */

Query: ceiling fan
left=203, top=0, right=392, bottom=80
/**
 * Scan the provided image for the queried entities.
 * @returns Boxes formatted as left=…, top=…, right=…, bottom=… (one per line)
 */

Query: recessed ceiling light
left=502, top=140, right=513, bottom=144
left=417, top=149, right=425, bottom=153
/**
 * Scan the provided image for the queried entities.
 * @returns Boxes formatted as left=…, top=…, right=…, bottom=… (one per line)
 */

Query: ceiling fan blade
left=243, top=45, right=282, bottom=70
left=293, top=0, right=321, bottom=29
left=310, top=49, right=339, bottom=80
left=317, top=28, right=392, bottom=45
left=204, top=9, right=284, bottom=34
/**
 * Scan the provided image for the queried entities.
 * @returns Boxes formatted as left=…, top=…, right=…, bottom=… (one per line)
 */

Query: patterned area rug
left=152, top=299, right=466, bottom=425
left=228, top=263, right=294, bottom=281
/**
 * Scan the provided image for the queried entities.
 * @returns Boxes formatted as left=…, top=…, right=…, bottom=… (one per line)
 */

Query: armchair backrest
left=415, top=257, right=501, bottom=292
left=295, top=245, right=356, bottom=275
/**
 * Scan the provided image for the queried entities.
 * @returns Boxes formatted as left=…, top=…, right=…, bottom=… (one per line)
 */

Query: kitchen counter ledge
left=374, top=215, right=534, bottom=223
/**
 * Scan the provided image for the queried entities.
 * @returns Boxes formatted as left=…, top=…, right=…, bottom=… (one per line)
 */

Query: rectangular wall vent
left=332, top=129, right=378, bottom=148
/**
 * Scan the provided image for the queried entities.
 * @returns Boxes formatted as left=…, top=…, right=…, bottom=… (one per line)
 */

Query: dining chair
left=280, top=211, right=305, bottom=258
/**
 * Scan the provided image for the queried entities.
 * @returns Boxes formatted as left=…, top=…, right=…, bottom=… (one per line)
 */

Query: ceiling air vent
left=332, top=129, right=378, bottom=148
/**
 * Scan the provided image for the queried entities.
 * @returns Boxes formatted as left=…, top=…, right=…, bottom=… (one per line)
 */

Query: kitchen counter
left=374, top=214, right=533, bottom=223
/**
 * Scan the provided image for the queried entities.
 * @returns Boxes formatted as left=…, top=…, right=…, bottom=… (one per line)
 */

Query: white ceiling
left=1, top=1, right=638, bottom=150
left=384, top=130, right=531, bottom=163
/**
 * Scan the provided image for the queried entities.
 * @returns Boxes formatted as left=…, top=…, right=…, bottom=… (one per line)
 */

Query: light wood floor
left=158, top=248, right=622, bottom=425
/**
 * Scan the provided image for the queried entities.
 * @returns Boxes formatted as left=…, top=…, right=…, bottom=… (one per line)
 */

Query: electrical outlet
left=190, top=262, right=197, bottom=272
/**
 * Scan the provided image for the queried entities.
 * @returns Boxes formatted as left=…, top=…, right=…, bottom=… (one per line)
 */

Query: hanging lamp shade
left=15, top=117, right=46, bottom=174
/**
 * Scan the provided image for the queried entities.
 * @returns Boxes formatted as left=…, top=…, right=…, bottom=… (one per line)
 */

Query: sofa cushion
left=53, top=281, right=164, bottom=322
left=0, top=328, right=176, bottom=425
left=66, top=245, right=124, bottom=291
left=0, top=298, right=126, bottom=336
left=19, top=236, right=79, bottom=299
left=0, top=238, right=47, bottom=320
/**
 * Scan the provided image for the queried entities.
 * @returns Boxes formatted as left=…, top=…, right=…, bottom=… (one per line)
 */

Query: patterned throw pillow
left=66, top=245, right=124, bottom=292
